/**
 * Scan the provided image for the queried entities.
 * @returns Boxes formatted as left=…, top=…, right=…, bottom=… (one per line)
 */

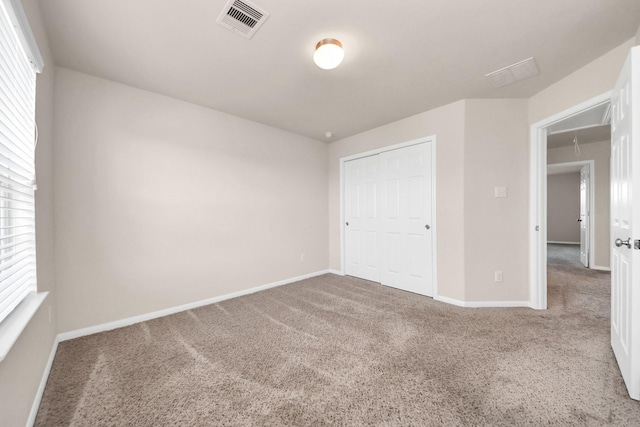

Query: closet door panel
left=380, top=143, right=433, bottom=296
left=344, top=155, right=380, bottom=282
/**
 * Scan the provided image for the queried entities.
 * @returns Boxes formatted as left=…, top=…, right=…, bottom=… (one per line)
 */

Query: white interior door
left=379, top=143, right=433, bottom=296
left=344, top=155, right=380, bottom=282
left=579, top=165, right=590, bottom=267
left=611, top=46, right=640, bottom=400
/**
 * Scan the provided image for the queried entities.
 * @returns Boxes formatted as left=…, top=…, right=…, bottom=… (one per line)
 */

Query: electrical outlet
left=48, top=306, right=52, bottom=324
left=300, top=253, right=306, bottom=262
left=494, top=270, right=503, bottom=283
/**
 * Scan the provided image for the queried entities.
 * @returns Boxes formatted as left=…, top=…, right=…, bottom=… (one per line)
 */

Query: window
left=0, top=0, right=44, bottom=361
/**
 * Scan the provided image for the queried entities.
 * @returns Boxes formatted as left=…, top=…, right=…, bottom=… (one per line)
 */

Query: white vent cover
left=486, top=57, right=539, bottom=87
left=217, top=0, right=269, bottom=39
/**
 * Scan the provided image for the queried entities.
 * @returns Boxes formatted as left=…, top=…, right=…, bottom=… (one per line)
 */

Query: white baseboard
left=547, top=241, right=580, bottom=245
left=434, top=295, right=466, bottom=307
left=27, top=335, right=59, bottom=427
left=591, top=265, right=611, bottom=272
left=328, top=269, right=344, bottom=276
left=462, top=300, right=531, bottom=308
left=435, top=295, right=531, bottom=308
left=58, top=269, right=331, bottom=342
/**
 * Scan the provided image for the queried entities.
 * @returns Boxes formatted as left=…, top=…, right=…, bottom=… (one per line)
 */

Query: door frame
left=546, top=160, right=595, bottom=267
left=339, top=136, right=438, bottom=297
left=529, top=92, right=611, bottom=309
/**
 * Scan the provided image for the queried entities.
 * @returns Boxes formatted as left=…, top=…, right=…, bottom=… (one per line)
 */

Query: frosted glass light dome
left=313, top=38, right=344, bottom=70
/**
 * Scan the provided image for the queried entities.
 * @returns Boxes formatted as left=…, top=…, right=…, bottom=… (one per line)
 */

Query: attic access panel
left=216, top=0, right=269, bottom=39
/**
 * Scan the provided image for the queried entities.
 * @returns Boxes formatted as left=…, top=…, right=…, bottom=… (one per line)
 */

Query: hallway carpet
left=36, top=258, right=640, bottom=425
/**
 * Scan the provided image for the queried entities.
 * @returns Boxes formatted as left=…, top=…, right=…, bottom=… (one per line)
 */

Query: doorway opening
left=529, top=92, right=612, bottom=309
left=547, top=160, right=595, bottom=267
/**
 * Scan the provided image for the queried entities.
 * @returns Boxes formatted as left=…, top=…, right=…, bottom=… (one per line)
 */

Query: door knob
left=615, top=238, right=631, bottom=249
left=425, top=224, right=430, bottom=230
left=345, top=222, right=349, bottom=226
left=576, top=218, right=582, bottom=222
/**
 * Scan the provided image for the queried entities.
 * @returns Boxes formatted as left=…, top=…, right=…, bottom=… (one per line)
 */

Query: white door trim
left=529, top=92, right=611, bottom=309
left=339, top=136, right=438, bottom=297
left=547, top=160, right=595, bottom=268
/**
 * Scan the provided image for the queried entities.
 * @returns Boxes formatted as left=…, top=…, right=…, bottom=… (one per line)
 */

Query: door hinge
left=635, top=240, right=640, bottom=250
left=535, top=226, right=540, bottom=231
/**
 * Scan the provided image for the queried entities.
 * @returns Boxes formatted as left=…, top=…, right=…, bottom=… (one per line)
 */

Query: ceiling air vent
left=217, top=0, right=269, bottom=39
left=486, top=57, right=539, bottom=87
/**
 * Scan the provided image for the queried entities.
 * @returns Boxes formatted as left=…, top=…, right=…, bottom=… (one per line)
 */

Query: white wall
left=463, top=100, right=529, bottom=302
left=328, top=101, right=466, bottom=300
left=53, top=68, right=328, bottom=332
left=547, top=173, right=580, bottom=243
left=548, top=140, right=610, bottom=267
left=0, top=0, right=57, bottom=425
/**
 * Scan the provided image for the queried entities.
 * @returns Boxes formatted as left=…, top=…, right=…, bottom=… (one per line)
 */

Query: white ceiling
left=37, top=0, right=640, bottom=141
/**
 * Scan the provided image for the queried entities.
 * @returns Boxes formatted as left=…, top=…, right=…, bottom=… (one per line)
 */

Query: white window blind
left=0, top=0, right=38, bottom=325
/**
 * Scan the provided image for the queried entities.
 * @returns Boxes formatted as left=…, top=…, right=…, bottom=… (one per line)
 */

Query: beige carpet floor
left=36, top=248, right=640, bottom=425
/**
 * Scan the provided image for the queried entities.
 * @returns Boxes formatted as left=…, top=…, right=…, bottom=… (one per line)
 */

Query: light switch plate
left=495, top=186, right=507, bottom=198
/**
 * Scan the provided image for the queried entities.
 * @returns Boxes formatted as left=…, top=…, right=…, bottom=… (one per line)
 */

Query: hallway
left=547, top=243, right=610, bottom=315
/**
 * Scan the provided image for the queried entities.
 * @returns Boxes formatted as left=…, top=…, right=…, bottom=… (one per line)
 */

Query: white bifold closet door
left=345, top=142, right=433, bottom=297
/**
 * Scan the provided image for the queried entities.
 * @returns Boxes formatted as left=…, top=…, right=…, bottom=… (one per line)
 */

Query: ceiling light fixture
left=314, top=38, right=343, bottom=70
